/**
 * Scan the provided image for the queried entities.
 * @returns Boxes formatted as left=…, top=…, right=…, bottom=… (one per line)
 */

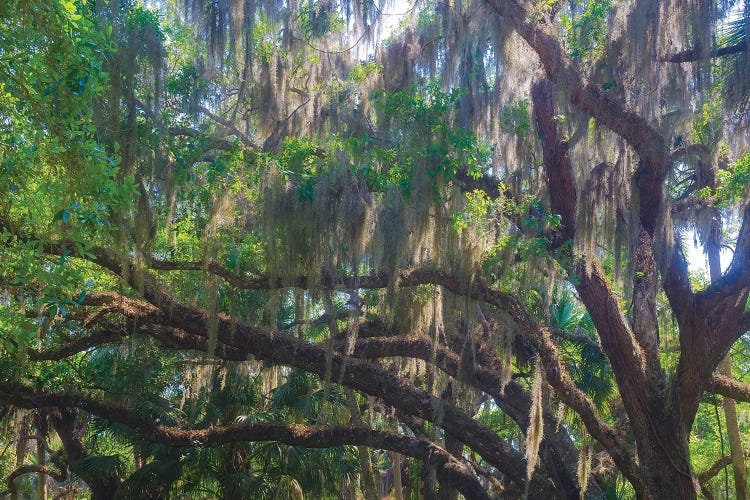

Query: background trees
left=0, top=0, right=749, bottom=498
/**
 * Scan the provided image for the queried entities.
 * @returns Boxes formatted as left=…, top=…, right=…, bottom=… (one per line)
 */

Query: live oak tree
left=1, top=0, right=750, bottom=499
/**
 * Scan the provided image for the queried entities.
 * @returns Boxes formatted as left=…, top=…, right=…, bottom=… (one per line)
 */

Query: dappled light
left=0, top=0, right=749, bottom=498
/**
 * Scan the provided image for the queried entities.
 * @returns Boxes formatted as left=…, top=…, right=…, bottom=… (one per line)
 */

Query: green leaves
left=74, top=454, right=128, bottom=479
left=692, top=91, right=724, bottom=146
left=370, top=82, right=491, bottom=189
left=59, top=0, right=83, bottom=21
left=550, top=294, right=614, bottom=409
left=500, top=99, right=531, bottom=138
left=561, top=0, right=612, bottom=62
left=276, top=137, right=325, bottom=199
left=715, top=152, right=750, bottom=205
left=452, top=189, right=494, bottom=233
left=348, top=62, right=382, bottom=84
left=696, top=152, right=750, bottom=208
left=266, top=82, right=493, bottom=204
left=0, top=0, right=127, bottom=253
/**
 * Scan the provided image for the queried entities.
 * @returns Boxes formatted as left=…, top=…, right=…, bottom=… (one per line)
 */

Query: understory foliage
left=0, top=0, right=750, bottom=498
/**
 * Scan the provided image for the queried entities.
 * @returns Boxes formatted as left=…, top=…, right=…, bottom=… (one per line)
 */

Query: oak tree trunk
left=632, top=403, right=697, bottom=499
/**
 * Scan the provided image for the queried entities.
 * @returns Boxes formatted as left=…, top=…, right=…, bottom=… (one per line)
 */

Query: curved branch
left=481, top=0, right=665, bottom=165
left=0, top=383, right=489, bottom=499
left=150, top=259, right=629, bottom=478
left=482, top=0, right=695, bottom=333
left=350, top=334, right=625, bottom=450
left=105, top=254, right=628, bottom=491
left=698, top=456, right=733, bottom=484
left=531, top=77, right=658, bottom=400
left=1, top=224, right=613, bottom=495
left=348, top=334, right=607, bottom=497
left=669, top=144, right=711, bottom=163
left=28, top=311, right=595, bottom=497
left=5, top=464, right=67, bottom=495
left=530, top=80, right=655, bottom=492
left=51, top=262, right=549, bottom=494
left=197, top=106, right=256, bottom=148
left=29, top=323, right=248, bottom=362
left=28, top=328, right=129, bottom=360
left=531, top=79, right=577, bottom=242
left=711, top=374, right=750, bottom=403
left=696, top=455, right=733, bottom=500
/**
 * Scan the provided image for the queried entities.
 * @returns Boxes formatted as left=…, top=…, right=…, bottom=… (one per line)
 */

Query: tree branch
left=4, top=464, right=67, bottom=495
left=669, top=144, right=711, bottom=163
left=531, top=79, right=577, bottom=243
left=0, top=221, right=623, bottom=495
left=28, top=307, right=596, bottom=497
left=700, top=203, right=750, bottom=303
left=529, top=81, right=652, bottom=490
left=0, top=383, right=490, bottom=499
left=696, top=455, right=733, bottom=500
left=698, top=456, right=733, bottom=484
left=482, top=0, right=665, bottom=165
left=29, top=323, right=248, bottom=362
left=106, top=253, right=636, bottom=491
left=348, top=334, right=608, bottom=497
left=354, top=328, right=625, bottom=468
left=197, top=106, right=256, bottom=148
left=711, top=374, right=750, bottom=403
left=167, top=127, right=235, bottom=151
left=483, top=0, right=695, bottom=331
left=27, top=328, right=129, bottom=361
left=660, top=43, right=748, bottom=63
left=57, top=262, right=549, bottom=494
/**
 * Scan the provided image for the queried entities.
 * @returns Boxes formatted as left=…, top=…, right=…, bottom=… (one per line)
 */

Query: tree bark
left=530, top=76, right=700, bottom=499
left=3, top=393, right=492, bottom=500
left=720, top=356, right=747, bottom=499
left=690, top=151, right=750, bottom=499
left=75, top=256, right=554, bottom=496
left=36, top=439, right=46, bottom=500
left=11, top=414, right=28, bottom=500
left=391, top=451, right=404, bottom=500
left=628, top=404, right=697, bottom=499
left=48, top=409, right=121, bottom=500
left=345, top=390, right=379, bottom=500
left=708, top=219, right=748, bottom=500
